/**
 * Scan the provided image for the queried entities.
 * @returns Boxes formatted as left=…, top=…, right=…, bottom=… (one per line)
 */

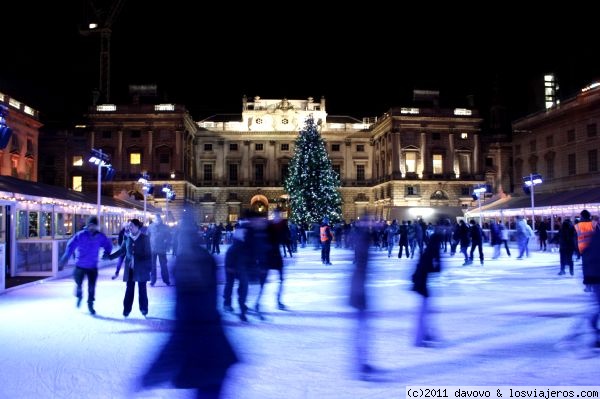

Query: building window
left=280, top=143, right=289, bottom=151
left=546, top=158, right=554, bottom=179
left=485, top=157, right=494, bottom=167
left=10, top=135, right=19, bottom=152
left=529, top=140, right=536, bottom=152
left=432, top=133, right=440, bottom=140
left=204, top=143, right=213, bottom=151
left=356, top=144, right=365, bottom=152
left=515, top=144, right=521, bottom=155
left=11, top=157, right=18, bottom=177
left=405, top=152, right=417, bottom=173
left=546, top=136, right=553, bottom=147
left=587, top=123, right=597, bottom=138
left=26, top=139, right=34, bottom=155
left=256, top=118, right=263, bottom=124
left=72, top=176, right=82, bottom=192
left=567, top=129, right=576, bottom=142
left=158, top=153, right=170, bottom=174
left=72, top=155, right=83, bottom=166
left=461, top=133, right=468, bottom=139
left=332, top=164, right=341, bottom=178
left=432, top=154, right=443, bottom=174
left=159, top=153, right=170, bottom=164
left=461, top=186, right=470, bottom=196
left=356, top=164, right=365, bottom=181
left=255, top=143, right=264, bottom=151
left=407, top=186, right=415, bottom=195
left=568, top=153, right=576, bottom=175
left=255, top=164, right=264, bottom=181
left=130, top=153, right=141, bottom=165
left=130, top=130, right=141, bottom=138
left=229, top=143, right=238, bottom=151
left=458, top=153, right=470, bottom=174
left=102, top=131, right=112, bottom=139
left=203, top=164, right=213, bottom=181
left=331, top=144, right=341, bottom=152
left=589, top=149, right=598, bottom=172
left=228, top=164, right=238, bottom=181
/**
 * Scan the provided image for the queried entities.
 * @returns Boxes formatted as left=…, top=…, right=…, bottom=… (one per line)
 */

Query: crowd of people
left=58, top=207, right=600, bottom=393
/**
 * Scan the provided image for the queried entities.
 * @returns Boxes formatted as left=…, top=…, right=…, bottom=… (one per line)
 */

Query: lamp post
left=162, top=184, right=175, bottom=224
left=472, top=185, right=487, bottom=226
left=522, top=173, right=543, bottom=231
left=89, top=148, right=113, bottom=220
left=138, top=173, right=152, bottom=223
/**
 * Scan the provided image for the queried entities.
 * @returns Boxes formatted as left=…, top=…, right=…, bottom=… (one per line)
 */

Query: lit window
left=461, top=133, right=468, bottom=139
left=433, top=154, right=443, bottom=174
left=130, top=153, right=141, bottom=165
left=458, top=153, right=470, bottom=174
left=405, top=152, right=417, bottom=173
left=72, top=176, right=82, bottom=192
left=73, top=156, right=83, bottom=166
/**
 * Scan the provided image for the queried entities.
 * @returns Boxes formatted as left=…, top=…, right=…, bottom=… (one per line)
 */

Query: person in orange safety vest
left=320, top=217, right=333, bottom=265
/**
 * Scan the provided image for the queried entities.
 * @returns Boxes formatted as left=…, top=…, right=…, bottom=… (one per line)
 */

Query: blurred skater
left=141, top=214, right=237, bottom=398
left=412, top=220, right=443, bottom=347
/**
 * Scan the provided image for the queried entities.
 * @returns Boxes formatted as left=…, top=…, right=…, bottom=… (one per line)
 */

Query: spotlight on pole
left=88, top=148, right=115, bottom=220
left=472, top=185, right=487, bottom=226
left=138, top=173, right=152, bottom=222
left=162, top=184, right=175, bottom=224
left=522, top=173, right=543, bottom=231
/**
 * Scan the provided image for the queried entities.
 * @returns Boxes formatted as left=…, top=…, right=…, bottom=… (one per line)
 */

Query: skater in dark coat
left=254, top=212, right=286, bottom=312
left=349, top=217, right=379, bottom=379
left=412, top=221, right=443, bottom=347
left=109, top=219, right=152, bottom=317
left=141, top=215, right=238, bottom=398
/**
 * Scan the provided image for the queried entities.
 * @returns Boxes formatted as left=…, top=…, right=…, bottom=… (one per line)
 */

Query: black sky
left=2, top=2, right=599, bottom=125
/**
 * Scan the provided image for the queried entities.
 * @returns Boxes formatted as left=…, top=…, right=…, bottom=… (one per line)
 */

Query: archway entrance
left=250, top=194, right=269, bottom=215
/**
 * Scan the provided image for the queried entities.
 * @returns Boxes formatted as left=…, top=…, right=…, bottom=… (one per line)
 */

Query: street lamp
left=89, top=148, right=114, bottom=220
left=472, top=185, right=487, bottom=226
left=523, top=173, right=543, bottom=231
left=162, top=184, right=176, bottom=224
left=138, top=173, right=153, bottom=223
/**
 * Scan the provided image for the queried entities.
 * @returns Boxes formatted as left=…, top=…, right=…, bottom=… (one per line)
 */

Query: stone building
left=0, top=91, right=41, bottom=181
left=192, top=93, right=485, bottom=223
left=512, top=82, right=600, bottom=195
left=46, top=89, right=490, bottom=225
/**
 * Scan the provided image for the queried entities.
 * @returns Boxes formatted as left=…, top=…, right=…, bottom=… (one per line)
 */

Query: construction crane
left=80, top=0, right=125, bottom=104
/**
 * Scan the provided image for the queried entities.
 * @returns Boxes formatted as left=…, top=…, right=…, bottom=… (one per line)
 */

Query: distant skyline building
left=544, top=73, right=559, bottom=109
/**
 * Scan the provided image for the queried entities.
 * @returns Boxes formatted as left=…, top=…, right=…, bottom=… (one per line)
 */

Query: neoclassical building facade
left=190, top=95, right=486, bottom=223
left=47, top=90, right=490, bottom=224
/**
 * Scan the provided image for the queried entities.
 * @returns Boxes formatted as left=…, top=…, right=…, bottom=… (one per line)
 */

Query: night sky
left=1, top=2, right=598, bottom=125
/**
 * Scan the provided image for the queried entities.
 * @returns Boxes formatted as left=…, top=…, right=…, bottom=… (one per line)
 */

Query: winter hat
left=130, top=219, right=143, bottom=228
left=86, top=216, right=99, bottom=227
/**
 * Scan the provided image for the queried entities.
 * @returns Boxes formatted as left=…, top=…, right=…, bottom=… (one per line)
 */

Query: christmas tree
left=284, top=115, right=342, bottom=226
